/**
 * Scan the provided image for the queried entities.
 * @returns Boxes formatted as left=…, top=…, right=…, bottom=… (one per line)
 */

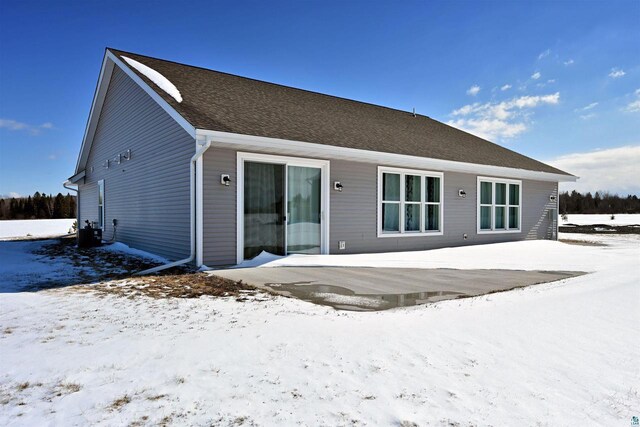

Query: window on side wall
left=98, top=180, right=105, bottom=229
left=378, top=167, right=443, bottom=237
left=477, top=177, right=521, bottom=233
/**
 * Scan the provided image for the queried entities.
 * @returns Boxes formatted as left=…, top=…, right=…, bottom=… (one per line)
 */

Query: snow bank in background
left=234, top=238, right=636, bottom=272
left=98, top=242, right=169, bottom=264
left=0, top=219, right=76, bottom=240
left=560, top=213, right=640, bottom=226
left=122, top=56, right=183, bottom=103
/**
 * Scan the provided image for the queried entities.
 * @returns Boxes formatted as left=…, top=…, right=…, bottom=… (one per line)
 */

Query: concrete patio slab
left=210, top=267, right=585, bottom=311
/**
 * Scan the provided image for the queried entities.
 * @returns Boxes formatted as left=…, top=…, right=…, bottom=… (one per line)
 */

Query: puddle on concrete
left=267, top=282, right=465, bottom=312
left=213, top=268, right=586, bottom=312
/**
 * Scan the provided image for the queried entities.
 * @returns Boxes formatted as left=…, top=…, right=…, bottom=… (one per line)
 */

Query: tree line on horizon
left=1, top=190, right=638, bottom=219
left=559, top=191, right=640, bottom=214
left=0, top=193, right=77, bottom=220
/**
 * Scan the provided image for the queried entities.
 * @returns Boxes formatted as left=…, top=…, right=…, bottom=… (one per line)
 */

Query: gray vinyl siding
left=77, top=66, right=194, bottom=261
left=201, top=148, right=559, bottom=266
left=330, top=160, right=557, bottom=253
left=78, top=181, right=97, bottom=229
left=202, top=148, right=237, bottom=266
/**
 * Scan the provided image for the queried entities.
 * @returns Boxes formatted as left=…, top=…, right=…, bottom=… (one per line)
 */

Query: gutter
left=135, top=139, right=212, bottom=275
left=196, top=129, right=577, bottom=183
left=63, top=180, right=78, bottom=193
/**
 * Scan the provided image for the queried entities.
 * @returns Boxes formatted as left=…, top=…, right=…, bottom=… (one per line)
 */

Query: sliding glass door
left=243, top=162, right=285, bottom=259
left=242, top=159, right=324, bottom=260
left=287, top=166, right=321, bottom=254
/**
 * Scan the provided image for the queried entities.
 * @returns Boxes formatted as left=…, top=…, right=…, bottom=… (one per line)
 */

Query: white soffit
left=197, top=129, right=577, bottom=182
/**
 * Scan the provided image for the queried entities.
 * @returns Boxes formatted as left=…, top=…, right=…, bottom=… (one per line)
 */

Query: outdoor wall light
left=334, top=181, right=343, bottom=192
left=221, top=174, right=231, bottom=186
left=549, top=194, right=557, bottom=202
left=458, top=189, right=466, bottom=198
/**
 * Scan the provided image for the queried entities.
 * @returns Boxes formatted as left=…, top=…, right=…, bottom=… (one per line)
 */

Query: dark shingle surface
left=109, top=48, right=571, bottom=176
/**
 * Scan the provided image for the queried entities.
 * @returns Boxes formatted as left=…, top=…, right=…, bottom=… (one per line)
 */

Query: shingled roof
left=108, top=48, right=571, bottom=177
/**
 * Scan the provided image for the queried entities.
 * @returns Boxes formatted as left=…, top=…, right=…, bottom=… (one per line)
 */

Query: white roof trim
left=74, top=53, right=113, bottom=174
left=74, top=50, right=195, bottom=174
left=196, top=129, right=577, bottom=182
left=68, top=170, right=86, bottom=184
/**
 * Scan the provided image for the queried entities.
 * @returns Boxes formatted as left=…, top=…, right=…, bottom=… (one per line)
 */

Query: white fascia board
left=74, top=52, right=114, bottom=174
left=107, top=51, right=195, bottom=138
left=68, top=170, right=86, bottom=184
left=75, top=50, right=196, bottom=174
left=195, top=129, right=577, bottom=183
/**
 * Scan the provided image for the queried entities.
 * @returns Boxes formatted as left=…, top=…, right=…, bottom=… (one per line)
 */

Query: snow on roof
left=122, top=56, right=183, bottom=103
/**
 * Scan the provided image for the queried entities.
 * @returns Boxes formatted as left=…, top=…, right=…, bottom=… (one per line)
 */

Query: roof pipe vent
left=412, top=108, right=416, bottom=117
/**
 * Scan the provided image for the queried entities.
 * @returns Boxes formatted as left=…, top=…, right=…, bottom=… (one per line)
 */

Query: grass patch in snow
left=33, top=237, right=185, bottom=282
left=16, top=382, right=31, bottom=392
left=66, top=273, right=266, bottom=300
left=54, top=382, right=81, bottom=396
left=146, top=394, right=167, bottom=401
left=109, top=394, right=131, bottom=411
left=1, top=236, right=275, bottom=305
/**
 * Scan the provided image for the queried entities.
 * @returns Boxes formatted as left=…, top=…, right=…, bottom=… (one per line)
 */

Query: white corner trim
left=555, top=182, right=560, bottom=240
left=196, top=129, right=576, bottom=183
left=236, top=151, right=330, bottom=264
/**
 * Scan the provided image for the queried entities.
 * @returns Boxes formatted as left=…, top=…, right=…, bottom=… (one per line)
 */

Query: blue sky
left=1, top=0, right=638, bottom=196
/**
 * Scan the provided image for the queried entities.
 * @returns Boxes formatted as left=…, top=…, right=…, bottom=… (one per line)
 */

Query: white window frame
left=377, top=166, right=444, bottom=238
left=476, top=176, right=522, bottom=234
left=97, top=179, right=105, bottom=230
left=236, top=152, right=330, bottom=264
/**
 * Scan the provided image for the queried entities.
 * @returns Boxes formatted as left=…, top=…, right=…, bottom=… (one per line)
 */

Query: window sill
left=377, top=231, right=444, bottom=238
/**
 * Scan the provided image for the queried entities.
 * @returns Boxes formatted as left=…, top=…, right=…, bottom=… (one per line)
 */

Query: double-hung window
left=477, top=177, right=521, bottom=233
left=378, top=167, right=443, bottom=236
left=97, top=179, right=105, bottom=229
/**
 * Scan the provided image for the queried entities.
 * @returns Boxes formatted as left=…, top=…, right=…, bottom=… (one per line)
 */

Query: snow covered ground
left=0, top=219, right=76, bottom=240
left=560, top=213, right=640, bottom=226
left=0, top=233, right=638, bottom=425
left=230, top=237, right=628, bottom=272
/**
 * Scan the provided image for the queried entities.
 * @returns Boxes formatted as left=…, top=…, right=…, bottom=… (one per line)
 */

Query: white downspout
left=63, top=180, right=80, bottom=239
left=136, top=139, right=211, bottom=275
